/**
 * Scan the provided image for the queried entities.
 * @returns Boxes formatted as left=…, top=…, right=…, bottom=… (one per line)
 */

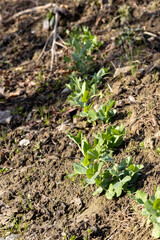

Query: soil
left=0, top=0, right=160, bottom=239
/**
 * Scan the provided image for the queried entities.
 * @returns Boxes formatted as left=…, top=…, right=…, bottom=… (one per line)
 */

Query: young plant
left=94, top=124, right=126, bottom=155
left=78, top=100, right=116, bottom=123
left=66, top=26, right=103, bottom=75
left=0, top=168, right=8, bottom=174
left=66, top=78, right=91, bottom=107
left=99, top=157, right=144, bottom=199
left=66, top=67, right=109, bottom=107
left=67, top=130, right=114, bottom=183
left=67, top=131, right=143, bottom=199
left=115, top=27, right=142, bottom=76
left=135, top=187, right=160, bottom=239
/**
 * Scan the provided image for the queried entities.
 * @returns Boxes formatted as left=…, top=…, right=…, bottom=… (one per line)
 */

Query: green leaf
left=144, top=200, right=159, bottom=217
left=93, top=187, right=103, bottom=196
left=150, top=215, right=160, bottom=224
left=87, top=149, right=99, bottom=160
left=153, top=199, right=160, bottom=212
left=135, top=190, right=147, bottom=204
left=68, top=131, right=82, bottom=146
left=100, top=154, right=114, bottom=162
left=73, top=163, right=87, bottom=175
left=106, top=184, right=115, bottom=199
left=86, top=168, right=94, bottom=179
left=85, top=178, right=96, bottom=185
left=114, top=176, right=131, bottom=197
left=155, top=186, right=160, bottom=199
left=97, top=161, right=104, bottom=172
left=81, top=138, right=92, bottom=156
left=83, top=155, right=90, bottom=166
left=142, top=208, right=150, bottom=216
left=64, top=56, right=71, bottom=62
left=118, top=159, right=127, bottom=171
left=82, top=90, right=90, bottom=103
left=88, top=109, right=98, bottom=122
left=152, top=223, right=160, bottom=239
left=128, top=164, right=144, bottom=172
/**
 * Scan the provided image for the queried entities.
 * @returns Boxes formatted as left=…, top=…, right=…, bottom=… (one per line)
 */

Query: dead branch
left=50, top=8, right=59, bottom=71
left=50, top=6, right=66, bottom=71
left=37, top=29, right=55, bottom=62
left=36, top=6, right=67, bottom=70
left=4, top=3, right=57, bottom=23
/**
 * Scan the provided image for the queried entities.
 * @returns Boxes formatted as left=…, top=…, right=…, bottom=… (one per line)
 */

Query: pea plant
left=135, top=187, right=160, bottom=239
left=65, top=26, right=103, bottom=75
left=66, top=67, right=109, bottom=107
left=78, top=100, right=116, bottom=123
left=67, top=128, right=143, bottom=199
left=94, top=125, right=126, bottom=154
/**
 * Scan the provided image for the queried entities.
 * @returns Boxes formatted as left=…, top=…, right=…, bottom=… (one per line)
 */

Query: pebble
left=0, top=234, right=19, bottom=240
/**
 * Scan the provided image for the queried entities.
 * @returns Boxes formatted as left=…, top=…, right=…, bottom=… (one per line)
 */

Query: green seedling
left=38, top=106, right=50, bottom=125
left=66, top=67, right=108, bottom=107
left=38, top=71, right=43, bottom=82
left=62, top=235, right=77, bottom=240
left=139, top=142, right=145, bottom=149
left=45, top=113, right=50, bottom=126
left=39, top=106, right=45, bottom=118
left=83, top=228, right=92, bottom=240
left=66, top=26, right=103, bottom=54
left=67, top=130, right=114, bottom=174
left=135, top=186, right=160, bottom=239
left=156, top=147, right=160, bottom=155
left=90, top=67, right=109, bottom=85
left=115, top=27, right=142, bottom=48
left=33, top=142, right=40, bottom=152
left=0, top=168, right=8, bottom=174
left=27, top=194, right=33, bottom=210
left=78, top=100, right=116, bottom=123
left=0, top=130, right=7, bottom=142
left=9, top=139, right=21, bottom=159
left=67, top=130, right=143, bottom=199
left=117, top=4, right=131, bottom=25
left=66, top=26, right=103, bottom=75
left=11, top=106, right=23, bottom=115
left=101, top=157, right=143, bottom=199
left=46, top=10, right=55, bottom=29
left=115, top=27, right=142, bottom=76
left=94, top=124, right=126, bottom=155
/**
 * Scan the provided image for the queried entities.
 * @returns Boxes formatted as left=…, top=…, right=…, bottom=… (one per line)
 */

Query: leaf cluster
left=65, top=26, right=103, bottom=74
left=67, top=127, right=143, bottom=199
left=66, top=67, right=109, bottom=107
left=115, top=27, right=142, bottom=47
left=135, top=187, right=160, bottom=239
left=78, top=99, right=116, bottom=123
left=94, top=125, right=126, bottom=155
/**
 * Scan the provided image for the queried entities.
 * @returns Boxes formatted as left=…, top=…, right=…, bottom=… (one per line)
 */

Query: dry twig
left=36, top=6, right=67, bottom=71
left=50, top=7, right=59, bottom=71
left=4, top=3, right=57, bottom=23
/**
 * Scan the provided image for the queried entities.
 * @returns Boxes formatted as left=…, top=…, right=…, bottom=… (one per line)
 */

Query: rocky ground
left=0, top=0, right=160, bottom=239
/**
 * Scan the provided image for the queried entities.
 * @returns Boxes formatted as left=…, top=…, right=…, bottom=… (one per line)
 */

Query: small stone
left=71, top=197, right=82, bottom=210
left=43, top=18, right=50, bottom=31
left=113, top=66, right=131, bottom=78
left=61, top=87, right=71, bottom=97
left=128, top=95, right=136, bottom=103
left=19, top=139, right=30, bottom=147
left=0, top=234, right=19, bottom=240
left=0, top=110, right=12, bottom=124
left=5, top=234, right=19, bottom=240
left=0, top=87, right=5, bottom=98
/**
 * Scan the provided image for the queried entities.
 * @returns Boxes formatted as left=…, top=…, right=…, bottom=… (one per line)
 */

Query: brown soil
left=0, top=0, right=160, bottom=239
